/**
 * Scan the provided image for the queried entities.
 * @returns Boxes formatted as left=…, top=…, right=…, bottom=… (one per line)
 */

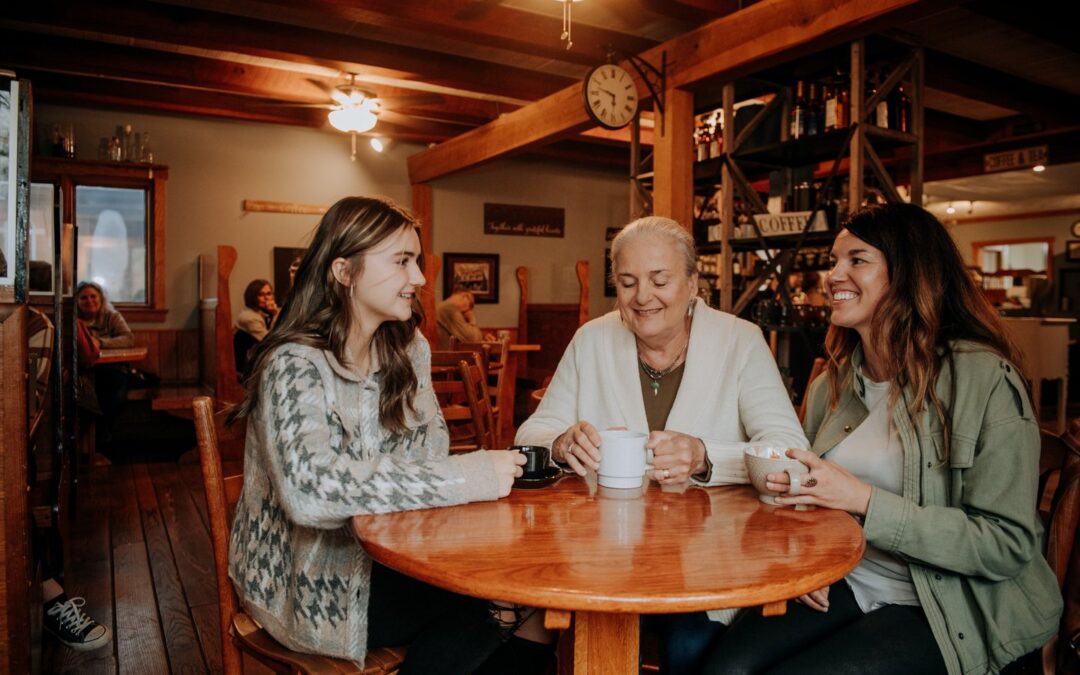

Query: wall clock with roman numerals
left=583, top=64, right=639, bottom=130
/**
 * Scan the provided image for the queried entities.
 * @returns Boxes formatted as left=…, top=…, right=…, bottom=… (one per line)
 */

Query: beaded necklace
left=638, top=339, right=688, bottom=397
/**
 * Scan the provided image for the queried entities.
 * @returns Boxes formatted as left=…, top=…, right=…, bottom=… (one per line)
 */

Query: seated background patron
left=234, top=278, right=279, bottom=377
left=76, top=281, right=135, bottom=450
left=436, top=288, right=491, bottom=348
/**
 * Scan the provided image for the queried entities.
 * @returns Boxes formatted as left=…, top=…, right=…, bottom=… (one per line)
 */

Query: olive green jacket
left=803, top=342, right=1062, bottom=675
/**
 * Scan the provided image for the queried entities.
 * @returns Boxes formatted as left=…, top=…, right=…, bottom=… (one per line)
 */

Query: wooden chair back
left=1038, top=419, right=1080, bottom=673
left=192, top=396, right=404, bottom=674
left=460, top=358, right=497, bottom=450
left=431, top=351, right=494, bottom=452
left=449, top=338, right=509, bottom=420
left=27, top=307, right=55, bottom=440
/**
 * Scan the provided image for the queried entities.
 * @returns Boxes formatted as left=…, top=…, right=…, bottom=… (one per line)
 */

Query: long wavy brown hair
left=824, top=203, right=1021, bottom=461
left=228, top=196, right=423, bottom=432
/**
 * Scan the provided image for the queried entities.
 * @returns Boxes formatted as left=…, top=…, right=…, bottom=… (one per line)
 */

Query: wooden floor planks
left=43, top=458, right=224, bottom=674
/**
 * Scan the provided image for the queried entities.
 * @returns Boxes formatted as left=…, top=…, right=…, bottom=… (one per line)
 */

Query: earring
left=687, top=297, right=695, bottom=317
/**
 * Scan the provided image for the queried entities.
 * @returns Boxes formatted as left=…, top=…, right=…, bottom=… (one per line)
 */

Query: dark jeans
left=367, top=562, right=504, bottom=675
left=94, top=364, right=129, bottom=447
left=702, top=581, right=948, bottom=675
left=644, top=612, right=726, bottom=675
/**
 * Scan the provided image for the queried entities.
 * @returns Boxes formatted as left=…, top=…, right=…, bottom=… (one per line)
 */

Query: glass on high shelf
left=790, top=80, right=808, bottom=139
left=868, top=71, right=889, bottom=129
left=139, top=132, right=154, bottom=163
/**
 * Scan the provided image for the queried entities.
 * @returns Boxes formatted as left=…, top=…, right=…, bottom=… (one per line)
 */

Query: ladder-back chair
left=27, top=307, right=56, bottom=440
left=430, top=351, right=495, bottom=451
left=192, top=396, right=405, bottom=675
left=449, top=337, right=509, bottom=425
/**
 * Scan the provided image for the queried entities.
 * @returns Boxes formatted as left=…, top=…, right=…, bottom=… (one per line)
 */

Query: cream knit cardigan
left=515, top=304, right=808, bottom=485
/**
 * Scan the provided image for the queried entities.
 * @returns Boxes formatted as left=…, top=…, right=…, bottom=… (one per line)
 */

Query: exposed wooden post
left=720, top=83, right=735, bottom=312
left=575, top=260, right=590, bottom=326
left=849, top=39, right=865, bottom=209
left=516, top=267, right=529, bottom=344
left=412, top=183, right=433, bottom=257
left=215, top=245, right=243, bottom=405
left=652, top=87, right=695, bottom=229
left=421, top=254, right=441, bottom=347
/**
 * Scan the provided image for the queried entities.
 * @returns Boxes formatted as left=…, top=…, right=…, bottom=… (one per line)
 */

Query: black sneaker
left=44, top=594, right=112, bottom=651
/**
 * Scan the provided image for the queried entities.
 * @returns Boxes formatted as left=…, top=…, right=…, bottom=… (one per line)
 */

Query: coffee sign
left=751, top=210, right=829, bottom=238
left=983, top=145, right=1048, bottom=173
left=484, top=203, right=565, bottom=238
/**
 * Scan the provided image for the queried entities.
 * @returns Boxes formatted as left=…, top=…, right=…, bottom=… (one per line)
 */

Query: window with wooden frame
left=31, top=158, right=168, bottom=321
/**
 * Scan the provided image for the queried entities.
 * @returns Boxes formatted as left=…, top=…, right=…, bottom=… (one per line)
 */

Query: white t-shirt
left=824, top=374, right=920, bottom=613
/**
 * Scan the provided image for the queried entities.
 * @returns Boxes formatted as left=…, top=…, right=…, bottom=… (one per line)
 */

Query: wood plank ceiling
left=0, top=0, right=1077, bottom=176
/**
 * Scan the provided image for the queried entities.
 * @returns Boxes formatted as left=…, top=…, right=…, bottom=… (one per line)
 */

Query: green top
left=638, top=360, right=685, bottom=431
left=802, top=342, right=1061, bottom=675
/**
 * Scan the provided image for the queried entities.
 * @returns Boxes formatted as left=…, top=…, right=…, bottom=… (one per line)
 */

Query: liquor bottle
left=892, top=84, right=910, bottom=133
left=823, top=85, right=836, bottom=131
left=869, top=71, right=888, bottom=128
left=806, top=83, right=819, bottom=136
left=835, top=84, right=849, bottom=129
left=139, top=132, right=154, bottom=163
left=789, top=80, right=807, bottom=139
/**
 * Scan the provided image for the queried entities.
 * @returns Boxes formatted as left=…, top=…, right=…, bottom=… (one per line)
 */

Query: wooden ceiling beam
left=26, top=72, right=325, bottom=127
left=407, top=0, right=937, bottom=184
left=633, top=0, right=742, bottom=23
left=2, top=0, right=572, bottom=103
left=234, top=0, right=657, bottom=67
left=925, top=50, right=1080, bottom=126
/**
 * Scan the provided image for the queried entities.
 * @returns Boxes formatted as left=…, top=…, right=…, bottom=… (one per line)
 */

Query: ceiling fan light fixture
left=554, top=0, right=585, bottom=50
left=329, top=107, right=377, bottom=133
left=370, top=136, right=387, bottom=153
left=1033, top=164, right=1046, bottom=173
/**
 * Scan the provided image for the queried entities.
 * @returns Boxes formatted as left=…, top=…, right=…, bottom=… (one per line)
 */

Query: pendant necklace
left=638, top=339, right=688, bottom=397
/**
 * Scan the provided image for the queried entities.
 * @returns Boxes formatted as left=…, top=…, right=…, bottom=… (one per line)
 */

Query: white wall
left=432, top=160, right=629, bottom=327
left=35, top=104, right=630, bottom=330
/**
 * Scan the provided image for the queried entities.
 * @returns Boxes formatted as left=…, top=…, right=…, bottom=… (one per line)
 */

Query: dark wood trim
left=31, top=158, right=170, bottom=323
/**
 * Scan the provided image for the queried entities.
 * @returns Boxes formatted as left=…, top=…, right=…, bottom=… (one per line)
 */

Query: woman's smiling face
left=827, top=229, right=890, bottom=339
left=614, top=233, right=697, bottom=344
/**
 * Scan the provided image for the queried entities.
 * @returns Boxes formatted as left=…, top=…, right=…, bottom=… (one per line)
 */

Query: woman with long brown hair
left=703, top=203, right=1061, bottom=674
left=227, top=196, right=527, bottom=674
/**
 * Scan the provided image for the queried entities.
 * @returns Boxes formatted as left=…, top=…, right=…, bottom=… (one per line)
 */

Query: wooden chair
left=192, top=396, right=405, bottom=675
left=1038, top=419, right=1080, bottom=673
left=27, top=307, right=55, bottom=440
left=430, top=351, right=496, bottom=451
left=449, top=337, right=509, bottom=424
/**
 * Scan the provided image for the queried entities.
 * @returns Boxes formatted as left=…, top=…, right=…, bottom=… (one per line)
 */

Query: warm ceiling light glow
left=370, top=137, right=386, bottom=153
left=946, top=202, right=956, bottom=215
left=328, top=107, right=377, bottom=133
left=1033, top=164, right=1046, bottom=172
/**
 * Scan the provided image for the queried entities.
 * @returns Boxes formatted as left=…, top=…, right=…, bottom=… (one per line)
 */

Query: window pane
left=75, top=186, right=147, bottom=303
left=29, top=183, right=55, bottom=292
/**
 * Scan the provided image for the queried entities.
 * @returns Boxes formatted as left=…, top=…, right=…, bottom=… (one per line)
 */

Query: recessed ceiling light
left=1033, top=164, right=1046, bottom=172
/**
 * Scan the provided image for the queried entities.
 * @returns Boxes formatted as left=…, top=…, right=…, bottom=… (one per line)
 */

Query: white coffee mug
left=597, top=430, right=649, bottom=489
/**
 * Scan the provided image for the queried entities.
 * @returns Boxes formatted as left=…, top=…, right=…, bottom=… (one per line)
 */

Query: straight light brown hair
left=228, top=196, right=423, bottom=432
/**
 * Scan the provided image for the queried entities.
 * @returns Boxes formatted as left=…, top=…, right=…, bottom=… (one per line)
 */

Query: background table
left=97, top=346, right=148, bottom=365
left=353, top=475, right=864, bottom=674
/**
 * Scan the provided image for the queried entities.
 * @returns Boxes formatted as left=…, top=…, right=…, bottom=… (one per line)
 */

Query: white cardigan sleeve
left=693, top=326, right=808, bottom=486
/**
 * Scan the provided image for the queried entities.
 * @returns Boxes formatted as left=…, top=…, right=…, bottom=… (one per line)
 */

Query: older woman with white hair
left=515, top=215, right=807, bottom=674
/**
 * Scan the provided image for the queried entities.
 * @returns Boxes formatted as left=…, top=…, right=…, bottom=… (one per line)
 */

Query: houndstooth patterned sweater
left=228, top=337, right=500, bottom=664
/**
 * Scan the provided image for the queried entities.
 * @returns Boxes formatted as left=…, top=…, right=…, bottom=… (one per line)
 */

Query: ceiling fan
left=267, top=74, right=443, bottom=160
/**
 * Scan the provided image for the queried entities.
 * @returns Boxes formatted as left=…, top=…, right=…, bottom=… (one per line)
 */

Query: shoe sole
left=44, top=625, right=112, bottom=652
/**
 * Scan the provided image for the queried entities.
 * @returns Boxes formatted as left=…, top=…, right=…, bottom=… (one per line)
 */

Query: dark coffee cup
left=512, top=445, right=551, bottom=478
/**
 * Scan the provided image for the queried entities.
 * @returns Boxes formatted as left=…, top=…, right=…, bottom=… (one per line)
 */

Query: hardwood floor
left=43, top=456, right=226, bottom=675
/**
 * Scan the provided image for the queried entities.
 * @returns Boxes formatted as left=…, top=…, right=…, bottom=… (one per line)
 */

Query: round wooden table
left=352, top=474, right=864, bottom=675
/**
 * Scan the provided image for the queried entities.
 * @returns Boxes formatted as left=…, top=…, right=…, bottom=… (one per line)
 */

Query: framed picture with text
left=443, top=252, right=499, bottom=304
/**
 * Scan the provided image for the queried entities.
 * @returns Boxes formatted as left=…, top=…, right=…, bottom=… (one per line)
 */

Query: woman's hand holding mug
left=647, top=430, right=707, bottom=484
left=554, top=422, right=602, bottom=476
left=770, top=448, right=872, bottom=515
left=489, top=450, right=527, bottom=497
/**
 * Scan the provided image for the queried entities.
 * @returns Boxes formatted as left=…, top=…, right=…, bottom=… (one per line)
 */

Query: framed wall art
left=443, top=252, right=499, bottom=304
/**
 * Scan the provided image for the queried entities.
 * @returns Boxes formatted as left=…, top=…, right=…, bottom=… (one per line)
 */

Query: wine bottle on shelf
left=806, top=83, right=820, bottom=136
left=789, top=80, right=807, bottom=140
left=891, top=84, right=910, bottom=133
left=869, top=71, right=888, bottom=128
left=823, top=85, right=836, bottom=131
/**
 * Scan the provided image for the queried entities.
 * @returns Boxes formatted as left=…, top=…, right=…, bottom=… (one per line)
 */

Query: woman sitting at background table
left=515, top=215, right=807, bottom=674
left=234, top=278, right=279, bottom=377
left=76, top=281, right=135, bottom=450
left=226, top=196, right=545, bottom=675
left=702, top=203, right=1062, bottom=675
